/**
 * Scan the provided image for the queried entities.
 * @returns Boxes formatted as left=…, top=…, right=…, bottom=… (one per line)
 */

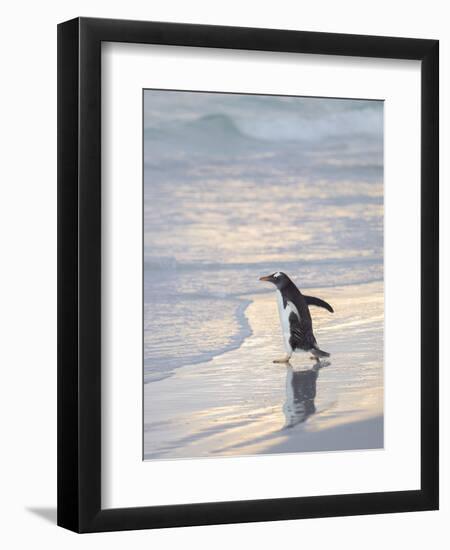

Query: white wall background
left=0, top=1, right=447, bottom=547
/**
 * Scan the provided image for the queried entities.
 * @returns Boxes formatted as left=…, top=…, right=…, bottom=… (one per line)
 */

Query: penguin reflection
left=283, top=362, right=327, bottom=429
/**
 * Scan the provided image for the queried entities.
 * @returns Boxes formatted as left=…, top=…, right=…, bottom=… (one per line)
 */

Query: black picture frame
left=57, top=17, right=439, bottom=533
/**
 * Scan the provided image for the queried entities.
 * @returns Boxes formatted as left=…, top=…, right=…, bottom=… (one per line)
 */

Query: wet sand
left=144, top=281, right=384, bottom=460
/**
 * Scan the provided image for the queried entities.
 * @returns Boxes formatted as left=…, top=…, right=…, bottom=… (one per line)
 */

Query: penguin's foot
left=311, top=358, right=331, bottom=369
left=273, top=355, right=292, bottom=364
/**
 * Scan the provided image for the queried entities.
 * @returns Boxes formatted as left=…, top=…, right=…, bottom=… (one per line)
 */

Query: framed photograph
left=57, top=17, right=439, bottom=532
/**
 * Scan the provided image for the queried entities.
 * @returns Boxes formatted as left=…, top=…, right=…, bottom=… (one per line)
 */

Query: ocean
left=143, top=91, right=383, bottom=384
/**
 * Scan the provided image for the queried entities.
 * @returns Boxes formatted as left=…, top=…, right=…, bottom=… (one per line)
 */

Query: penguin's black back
left=279, top=278, right=312, bottom=324
left=279, top=277, right=316, bottom=352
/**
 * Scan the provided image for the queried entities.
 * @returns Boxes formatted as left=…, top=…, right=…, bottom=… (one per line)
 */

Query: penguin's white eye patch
left=273, top=272, right=281, bottom=278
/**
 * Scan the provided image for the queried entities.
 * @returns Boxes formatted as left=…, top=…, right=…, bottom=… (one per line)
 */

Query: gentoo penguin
left=259, top=272, right=333, bottom=363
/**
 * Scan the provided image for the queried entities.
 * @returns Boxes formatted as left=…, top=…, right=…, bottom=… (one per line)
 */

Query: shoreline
left=144, top=276, right=384, bottom=384
left=144, top=296, right=253, bottom=384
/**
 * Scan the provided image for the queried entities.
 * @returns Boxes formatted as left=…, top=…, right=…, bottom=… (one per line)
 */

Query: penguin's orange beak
left=259, top=275, right=272, bottom=282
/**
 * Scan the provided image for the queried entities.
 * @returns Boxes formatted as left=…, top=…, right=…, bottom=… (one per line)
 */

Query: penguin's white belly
left=276, top=290, right=301, bottom=353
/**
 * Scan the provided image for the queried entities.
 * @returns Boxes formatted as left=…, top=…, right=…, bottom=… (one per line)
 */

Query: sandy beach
left=144, top=280, right=383, bottom=460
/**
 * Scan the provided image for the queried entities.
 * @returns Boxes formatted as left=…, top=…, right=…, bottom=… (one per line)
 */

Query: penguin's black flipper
left=304, top=295, right=334, bottom=313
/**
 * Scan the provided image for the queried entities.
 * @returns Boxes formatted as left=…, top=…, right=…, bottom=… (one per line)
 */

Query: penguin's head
left=259, top=271, right=289, bottom=289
